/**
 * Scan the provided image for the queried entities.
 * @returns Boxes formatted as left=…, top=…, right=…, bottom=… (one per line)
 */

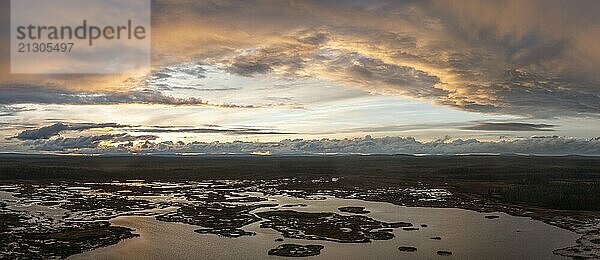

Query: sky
left=1, top=0, right=600, bottom=155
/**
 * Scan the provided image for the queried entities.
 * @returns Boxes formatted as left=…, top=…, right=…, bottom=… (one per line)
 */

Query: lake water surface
left=71, top=195, right=578, bottom=260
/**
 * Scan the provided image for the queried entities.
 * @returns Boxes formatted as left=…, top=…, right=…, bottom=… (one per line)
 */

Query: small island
left=398, top=246, right=418, bottom=252
left=338, top=206, right=371, bottom=214
left=268, top=244, right=324, bottom=257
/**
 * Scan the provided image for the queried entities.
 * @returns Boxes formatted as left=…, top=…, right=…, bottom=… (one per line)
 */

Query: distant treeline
left=491, top=183, right=600, bottom=211
left=436, top=167, right=600, bottom=181
left=1, top=155, right=600, bottom=182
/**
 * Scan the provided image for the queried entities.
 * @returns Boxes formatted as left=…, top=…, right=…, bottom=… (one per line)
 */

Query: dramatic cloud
left=327, top=52, right=446, bottom=98
left=24, top=135, right=600, bottom=156
left=219, top=31, right=447, bottom=98
left=227, top=61, right=273, bottom=76
left=1, top=0, right=600, bottom=156
left=0, top=105, right=33, bottom=117
left=147, top=0, right=600, bottom=118
left=0, top=84, right=258, bottom=108
left=212, top=28, right=600, bottom=117
left=129, top=126, right=295, bottom=135
left=15, top=122, right=127, bottom=140
left=27, top=134, right=158, bottom=150
left=2, top=0, right=599, bottom=118
left=15, top=123, right=294, bottom=142
left=437, top=70, right=600, bottom=118
left=462, top=122, right=555, bottom=132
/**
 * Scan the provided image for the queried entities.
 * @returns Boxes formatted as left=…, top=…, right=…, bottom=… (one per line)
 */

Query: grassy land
left=490, top=183, right=600, bottom=211
left=1, top=154, right=600, bottom=211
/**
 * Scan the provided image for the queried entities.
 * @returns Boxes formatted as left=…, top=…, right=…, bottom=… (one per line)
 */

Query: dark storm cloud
left=462, top=122, right=555, bottom=132
left=329, top=54, right=446, bottom=98
left=15, top=122, right=128, bottom=140
left=226, top=61, right=273, bottom=76
left=15, top=123, right=293, bottom=143
left=0, top=84, right=258, bottom=108
left=438, top=69, right=600, bottom=118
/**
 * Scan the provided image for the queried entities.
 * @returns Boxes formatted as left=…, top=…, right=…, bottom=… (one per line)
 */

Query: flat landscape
left=1, top=155, right=599, bottom=259
left=3, top=1, right=600, bottom=259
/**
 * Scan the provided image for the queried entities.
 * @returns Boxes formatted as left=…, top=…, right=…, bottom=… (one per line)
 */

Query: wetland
left=0, top=155, right=599, bottom=259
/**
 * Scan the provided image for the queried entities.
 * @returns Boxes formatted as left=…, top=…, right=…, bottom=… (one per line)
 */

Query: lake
left=71, top=194, right=578, bottom=260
